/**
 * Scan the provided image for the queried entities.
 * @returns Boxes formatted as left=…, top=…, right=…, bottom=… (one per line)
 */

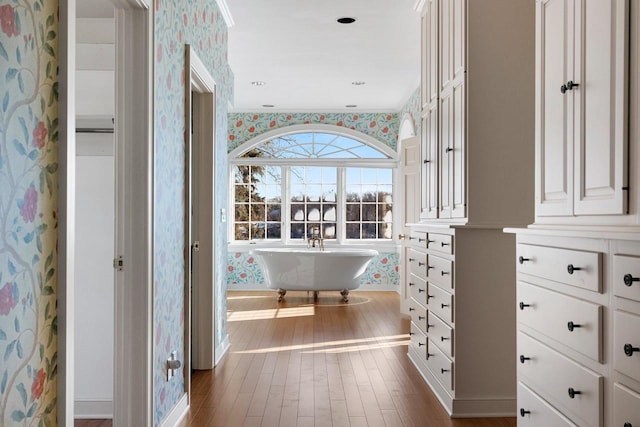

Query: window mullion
left=283, top=166, right=290, bottom=244
left=337, top=167, right=346, bottom=244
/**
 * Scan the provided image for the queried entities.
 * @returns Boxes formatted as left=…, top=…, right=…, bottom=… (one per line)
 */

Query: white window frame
left=228, top=124, right=399, bottom=247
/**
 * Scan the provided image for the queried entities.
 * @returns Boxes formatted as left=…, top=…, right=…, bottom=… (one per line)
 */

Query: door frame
left=58, top=0, right=154, bottom=425
left=185, top=46, right=218, bottom=376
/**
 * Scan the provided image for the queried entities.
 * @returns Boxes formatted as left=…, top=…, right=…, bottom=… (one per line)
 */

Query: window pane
left=362, top=223, right=377, bottom=239
left=362, top=204, right=377, bottom=221
left=251, top=223, right=265, bottom=239
left=235, top=185, right=250, bottom=203
left=267, top=224, right=281, bottom=239
left=323, top=189, right=336, bottom=202
left=291, top=223, right=305, bottom=239
left=323, top=223, right=336, bottom=238
left=307, top=206, right=321, bottom=221
left=235, top=223, right=249, bottom=240
left=323, top=205, right=336, bottom=221
left=380, top=222, right=393, bottom=239
left=346, top=223, right=360, bottom=239
left=346, top=185, right=361, bottom=202
left=306, top=185, right=322, bottom=202
left=267, top=204, right=281, bottom=221
left=291, top=204, right=305, bottom=221
left=345, top=167, right=393, bottom=240
left=346, top=204, right=360, bottom=221
left=251, top=204, right=266, bottom=221
left=235, top=204, right=249, bottom=222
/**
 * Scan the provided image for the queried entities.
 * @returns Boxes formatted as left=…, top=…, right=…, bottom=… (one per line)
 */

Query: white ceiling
left=76, top=0, right=421, bottom=112
left=226, top=0, right=421, bottom=112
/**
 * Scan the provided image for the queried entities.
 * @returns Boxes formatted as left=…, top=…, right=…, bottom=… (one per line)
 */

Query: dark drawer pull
left=423, top=159, right=431, bottom=164
left=440, top=336, right=449, bottom=342
left=409, top=332, right=415, bottom=336
left=520, top=408, right=531, bottom=417
left=567, top=264, right=582, bottom=275
left=568, top=388, right=581, bottom=399
left=441, top=368, right=449, bottom=373
left=519, top=355, right=531, bottom=364
left=409, top=237, right=416, bottom=241
left=418, top=342, right=425, bottom=347
left=427, top=324, right=433, bottom=331
left=518, top=256, right=530, bottom=264
left=418, top=316, right=425, bottom=321
left=409, top=282, right=415, bottom=287
left=427, top=265, right=435, bottom=270
left=418, top=262, right=426, bottom=267
left=567, top=321, right=582, bottom=332
left=624, top=274, right=639, bottom=286
left=441, top=303, right=450, bottom=308
left=427, top=239, right=435, bottom=244
left=441, top=271, right=450, bottom=276
left=409, top=258, right=415, bottom=262
left=566, top=80, right=579, bottom=90
left=519, top=302, right=531, bottom=310
left=441, top=242, right=450, bottom=247
left=624, top=343, right=640, bottom=357
left=409, top=307, right=415, bottom=312
left=560, top=83, right=568, bottom=94
left=418, top=288, right=425, bottom=293
left=418, top=237, right=426, bottom=242
left=427, top=294, right=434, bottom=299
left=445, top=147, right=454, bottom=153
left=426, top=353, right=433, bottom=360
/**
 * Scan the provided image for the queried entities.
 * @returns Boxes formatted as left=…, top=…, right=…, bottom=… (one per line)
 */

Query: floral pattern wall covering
left=228, top=112, right=400, bottom=152
left=227, top=252, right=399, bottom=289
left=400, top=87, right=421, bottom=137
left=0, top=0, right=59, bottom=425
left=154, top=0, right=233, bottom=424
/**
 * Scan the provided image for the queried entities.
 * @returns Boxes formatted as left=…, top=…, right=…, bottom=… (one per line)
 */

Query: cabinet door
left=535, top=0, right=574, bottom=216
left=573, top=0, right=628, bottom=215
left=423, top=0, right=439, bottom=109
left=439, top=0, right=452, bottom=93
left=439, top=91, right=453, bottom=218
left=422, top=105, right=439, bottom=219
left=450, top=78, right=466, bottom=218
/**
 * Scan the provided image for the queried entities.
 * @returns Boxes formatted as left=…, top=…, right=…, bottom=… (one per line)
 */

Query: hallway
left=178, top=291, right=516, bottom=427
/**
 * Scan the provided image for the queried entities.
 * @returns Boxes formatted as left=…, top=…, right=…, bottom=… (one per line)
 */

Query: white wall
left=74, top=17, right=115, bottom=419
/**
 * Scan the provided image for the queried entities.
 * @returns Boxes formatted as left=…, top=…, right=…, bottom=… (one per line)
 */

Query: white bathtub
left=252, top=248, right=379, bottom=302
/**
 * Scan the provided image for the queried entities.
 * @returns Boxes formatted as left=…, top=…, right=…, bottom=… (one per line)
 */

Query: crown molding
left=215, top=0, right=235, bottom=28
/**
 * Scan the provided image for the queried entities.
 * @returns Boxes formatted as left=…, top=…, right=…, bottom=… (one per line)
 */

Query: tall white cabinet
left=406, top=0, right=535, bottom=417
left=508, top=1, right=639, bottom=426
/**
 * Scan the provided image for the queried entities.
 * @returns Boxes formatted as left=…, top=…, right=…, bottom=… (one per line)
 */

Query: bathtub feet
left=340, top=289, right=350, bottom=303
left=313, top=291, right=319, bottom=300
left=277, top=288, right=287, bottom=302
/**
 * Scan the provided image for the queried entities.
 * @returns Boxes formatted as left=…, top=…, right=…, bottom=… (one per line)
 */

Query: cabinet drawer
left=427, top=283, right=453, bottom=324
left=613, top=310, right=640, bottom=383
left=517, top=244, right=602, bottom=293
left=427, top=255, right=453, bottom=291
left=613, top=383, right=640, bottom=427
left=517, top=282, right=602, bottom=361
left=410, top=323, right=428, bottom=360
left=428, top=311, right=453, bottom=358
left=427, top=233, right=453, bottom=255
left=517, top=382, right=577, bottom=427
left=517, top=332, right=603, bottom=427
left=613, top=254, right=640, bottom=302
left=409, top=274, right=427, bottom=305
left=426, top=339, right=453, bottom=393
left=409, top=230, right=428, bottom=248
left=408, top=248, right=428, bottom=280
left=409, top=302, right=428, bottom=335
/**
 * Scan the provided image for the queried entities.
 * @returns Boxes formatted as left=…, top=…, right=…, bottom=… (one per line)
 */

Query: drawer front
left=409, top=274, right=427, bottom=305
left=517, top=332, right=603, bottom=427
left=613, top=383, right=640, bottom=427
left=409, top=230, right=428, bottom=248
left=427, top=233, right=453, bottom=255
left=426, top=339, right=453, bottom=393
left=427, top=255, right=453, bottom=291
left=408, top=248, right=428, bottom=280
left=613, top=310, right=640, bottom=383
left=428, top=311, right=453, bottom=358
left=517, top=382, right=577, bottom=427
left=409, top=322, right=428, bottom=360
left=517, top=281, right=602, bottom=361
left=409, top=302, right=428, bottom=335
left=613, top=254, right=640, bottom=302
left=517, top=244, right=602, bottom=293
left=427, top=283, right=453, bottom=324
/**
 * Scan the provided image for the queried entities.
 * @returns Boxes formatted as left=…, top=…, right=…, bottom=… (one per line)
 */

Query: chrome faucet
left=307, top=227, right=324, bottom=251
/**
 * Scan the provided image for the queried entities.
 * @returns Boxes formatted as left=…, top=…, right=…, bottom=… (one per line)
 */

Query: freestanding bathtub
left=252, top=248, right=379, bottom=302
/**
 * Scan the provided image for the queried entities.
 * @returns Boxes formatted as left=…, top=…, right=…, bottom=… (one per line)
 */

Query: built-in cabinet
left=407, top=0, right=536, bottom=417
left=507, top=0, right=640, bottom=426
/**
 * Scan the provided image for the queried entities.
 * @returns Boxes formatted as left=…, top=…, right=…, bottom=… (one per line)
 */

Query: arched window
left=229, top=125, right=397, bottom=243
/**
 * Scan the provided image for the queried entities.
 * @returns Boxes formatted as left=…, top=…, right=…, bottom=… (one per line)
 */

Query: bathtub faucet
left=307, top=227, right=324, bottom=251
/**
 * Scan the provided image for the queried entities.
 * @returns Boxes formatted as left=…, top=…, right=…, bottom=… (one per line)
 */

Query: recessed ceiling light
left=262, top=104, right=275, bottom=108
left=251, top=81, right=266, bottom=86
left=352, top=81, right=366, bottom=86
left=337, top=17, right=356, bottom=24
left=345, top=104, right=358, bottom=108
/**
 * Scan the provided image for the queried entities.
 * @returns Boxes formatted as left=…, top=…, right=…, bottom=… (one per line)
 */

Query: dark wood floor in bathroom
left=76, top=291, right=516, bottom=427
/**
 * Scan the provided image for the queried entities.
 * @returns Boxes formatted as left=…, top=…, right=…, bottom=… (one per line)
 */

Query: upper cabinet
left=535, top=0, right=630, bottom=221
left=419, top=0, right=535, bottom=227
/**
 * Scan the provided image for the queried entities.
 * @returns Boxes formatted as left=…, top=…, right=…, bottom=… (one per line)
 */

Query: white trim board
left=74, top=400, right=113, bottom=419
left=158, top=394, right=188, bottom=427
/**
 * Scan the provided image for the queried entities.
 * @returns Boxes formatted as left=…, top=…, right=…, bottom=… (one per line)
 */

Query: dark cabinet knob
left=624, top=343, right=640, bottom=357
left=409, top=332, right=415, bottom=336
left=519, top=355, right=531, bottom=364
left=567, top=264, right=582, bottom=275
left=418, top=261, right=426, bottom=267
left=441, top=368, right=449, bottom=373
left=418, top=288, right=425, bottom=293
left=409, top=282, right=415, bottom=287
left=518, top=256, right=530, bottom=264
left=427, top=324, right=433, bottom=331
left=441, top=336, right=449, bottom=342
left=418, top=342, right=425, bottom=347
left=409, top=307, right=415, bottom=312
left=520, top=408, right=531, bottom=417
left=418, top=237, right=426, bottom=243
left=566, top=80, right=579, bottom=90
left=426, top=353, right=433, bottom=360
left=519, top=302, right=531, bottom=310
left=423, top=159, right=431, bottom=164
left=624, top=274, right=639, bottom=286
left=441, top=271, right=450, bottom=276
left=441, top=242, right=450, bottom=247
left=427, top=294, right=434, bottom=300
left=441, top=303, right=450, bottom=308
left=445, top=147, right=453, bottom=153
left=568, top=387, right=581, bottom=399
left=427, top=265, right=435, bottom=270
left=409, top=258, right=415, bottom=262
left=560, top=84, right=568, bottom=94
left=427, top=239, right=435, bottom=244
left=409, top=237, right=416, bottom=240
left=567, top=321, right=582, bottom=332
left=418, top=316, right=425, bottom=321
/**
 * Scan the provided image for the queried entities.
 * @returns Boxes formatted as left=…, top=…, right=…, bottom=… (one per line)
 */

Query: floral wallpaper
left=154, top=0, right=233, bottom=424
left=228, top=112, right=400, bottom=152
left=400, top=87, right=421, bottom=137
left=0, top=0, right=59, bottom=425
left=227, top=252, right=399, bottom=289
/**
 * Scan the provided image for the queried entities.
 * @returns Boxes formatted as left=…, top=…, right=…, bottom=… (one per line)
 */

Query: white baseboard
left=215, top=335, right=231, bottom=366
left=159, top=393, right=188, bottom=427
left=74, top=399, right=113, bottom=419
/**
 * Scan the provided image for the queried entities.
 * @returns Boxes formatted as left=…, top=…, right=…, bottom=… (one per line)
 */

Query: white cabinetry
left=535, top=0, right=630, bottom=221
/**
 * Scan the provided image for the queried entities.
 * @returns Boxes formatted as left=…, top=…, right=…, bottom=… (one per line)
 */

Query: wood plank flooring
left=76, top=291, right=516, bottom=427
